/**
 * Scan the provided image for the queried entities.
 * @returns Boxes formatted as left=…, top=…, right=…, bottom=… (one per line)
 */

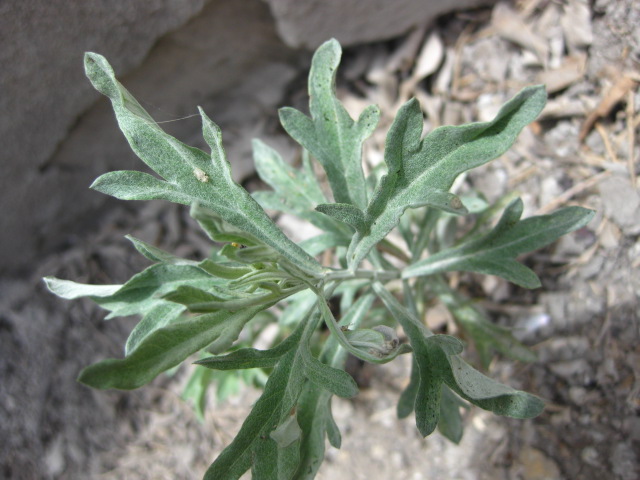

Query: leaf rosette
left=44, top=38, right=595, bottom=480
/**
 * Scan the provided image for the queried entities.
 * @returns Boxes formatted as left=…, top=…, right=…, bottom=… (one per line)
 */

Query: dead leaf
left=537, top=54, right=586, bottom=93
left=413, top=31, right=444, bottom=81
left=385, top=25, right=426, bottom=74
left=579, top=76, right=638, bottom=142
left=561, top=0, right=594, bottom=51
left=492, top=2, right=548, bottom=63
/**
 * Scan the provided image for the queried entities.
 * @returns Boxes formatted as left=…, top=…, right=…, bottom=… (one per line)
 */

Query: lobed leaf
left=279, top=39, right=379, bottom=210
left=204, top=346, right=302, bottom=480
left=84, top=52, right=322, bottom=277
left=252, top=140, right=351, bottom=240
left=78, top=306, right=264, bottom=390
left=290, top=294, right=375, bottom=478
left=204, top=313, right=318, bottom=480
left=46, top=264, right=222, bottom=319
left=196, top=318, right=306, bottom=371
left=374, top=283, right=544, bottom=436
left=347, top=85, right=548, bottom=269
left=403, top=198, right=595, bottom=288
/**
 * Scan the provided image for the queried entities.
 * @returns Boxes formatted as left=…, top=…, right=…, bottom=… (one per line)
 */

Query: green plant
left=45, top=39, right=594, bottom=479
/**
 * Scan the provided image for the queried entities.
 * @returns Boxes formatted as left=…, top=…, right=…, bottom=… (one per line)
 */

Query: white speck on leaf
left=194, top=168, right=209, bottom=183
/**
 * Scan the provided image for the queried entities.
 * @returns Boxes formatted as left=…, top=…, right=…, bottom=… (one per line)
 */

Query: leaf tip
left=84, top=53, right=120, bottom=100
left=322, top=37, right=341, bottom=53
left=198, top=107, right=223, bottom=148
left=42, top=276, right=57, bottom=292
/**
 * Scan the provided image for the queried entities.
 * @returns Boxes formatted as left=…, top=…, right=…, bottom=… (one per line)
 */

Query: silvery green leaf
left=347, top=85, right=548, bottom=269
left=438, top=385, right=468, bottom=444
left=269, top=412, right=302, bottom=448
left=162, top=285, right=232, bottom=310
left=196, top=318, right=305, bottom=371
left=397, top=356, right=420, bottom=419
left=218, top=244, right=281, bottom=265
left=204, top=312, right=321, bottom=480
left=46, top=264, right=223, bottom=319
left=315, top=203, right=366, bottom=234
left=253, top=410, right=301, bottom=480
left=197, top=259, right=252, bottom=280
left=78, top=306, right=264, bottom=390
left=301, top=339, right=358, bottom=399
left=125, top=302, right=185, bottom=355
left=253, top=139, right=327, bottom=204
left=204, top=346, right=302, bottom=480
left=127, top=234, right=255, bottom=282
left=188, top=203, right=260, bottom=246
left=293, top=385, right=337, bottom=479
left=253, top=189, right=345, bottom=236
left=403, top=198, right=595, bottom=288
left=206, top=307, right=273, bottom=355
left=164, top=283, right=297, bottom=317
left=125, top=235, right=196, bottom=265
left=279, top=39, right=379, bottom=209
left=374, top=283, right=544, bottom=436
left=252, top=139, right=351, bottom=237
left=44, top=276, right=121, bottom=299
left=126, top=235, right=253, bottom=281
left=84, top=53, right=322, bottom=277
left=289, top=296, right=375, bottom=479
left=93, top=265, right=223, bottom=319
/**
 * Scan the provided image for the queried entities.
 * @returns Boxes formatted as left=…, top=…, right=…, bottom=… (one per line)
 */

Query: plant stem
left=324, top=268, right=400, bottom=283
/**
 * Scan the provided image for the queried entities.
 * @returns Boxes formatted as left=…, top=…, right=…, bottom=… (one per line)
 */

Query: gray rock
left=612, top=442, right=639, bottom=480
left=264, top=0, right=496, bottom=48
left=598, top=175, right=640, bottom=235
left=1, top=0, right=207, bottom=273
left=0, top=0, right=299, bottom=274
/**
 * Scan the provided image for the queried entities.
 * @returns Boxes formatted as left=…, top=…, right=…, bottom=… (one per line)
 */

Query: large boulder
left=0, top=0, right=298, bottom=274
left=264, top=0, right=494, bottom=48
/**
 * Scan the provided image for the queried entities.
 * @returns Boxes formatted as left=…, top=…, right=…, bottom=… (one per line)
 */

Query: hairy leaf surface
left=374, top=284, right=544, bottom=436
left=403, top=198, right=595, bottom=288
left=348, top=86, right=547, bottom=269
left=279, top=39, right=379, bottom=209
left=78, top=306, right=264, bottom=390
left=252, top=139, right=350, bottom=240
left=84, top=53, right=322, bottom=277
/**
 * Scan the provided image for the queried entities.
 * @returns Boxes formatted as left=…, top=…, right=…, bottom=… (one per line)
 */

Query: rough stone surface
left=0, top=0, right=208, bottom=274
left=264, top=0, right=497, bottom=48
left=1, top=0, right=302, bottom=275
